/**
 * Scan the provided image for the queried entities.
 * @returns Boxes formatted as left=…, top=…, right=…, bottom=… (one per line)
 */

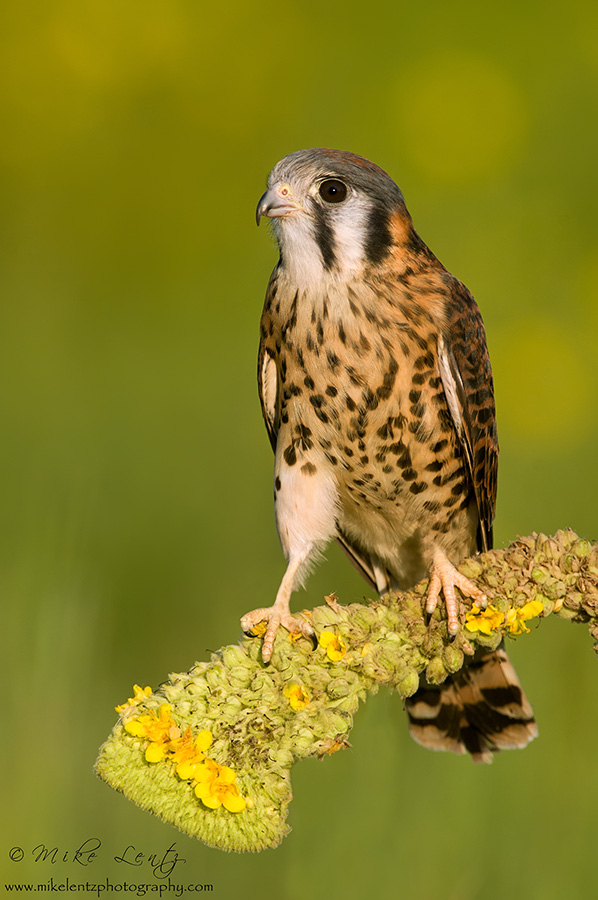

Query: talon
left=426, top=548, right=488, bottom=635
left=241, top=604, right=313, bottom=663
left=244, top=620, right=268, bottom=638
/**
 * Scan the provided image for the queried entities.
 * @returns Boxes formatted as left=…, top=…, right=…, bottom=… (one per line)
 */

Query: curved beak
left=256, top=184, right=302, bottom=225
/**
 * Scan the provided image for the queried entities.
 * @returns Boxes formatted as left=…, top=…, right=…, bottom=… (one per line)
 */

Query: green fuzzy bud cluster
left=96, top=530, right=598, bottom=852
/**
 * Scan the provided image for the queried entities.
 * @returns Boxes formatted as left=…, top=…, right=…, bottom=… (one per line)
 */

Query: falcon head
left=256, top=149, right=412, bottom=285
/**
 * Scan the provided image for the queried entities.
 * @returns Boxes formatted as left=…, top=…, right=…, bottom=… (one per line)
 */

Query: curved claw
left=241, top=606, right=315, bottom=663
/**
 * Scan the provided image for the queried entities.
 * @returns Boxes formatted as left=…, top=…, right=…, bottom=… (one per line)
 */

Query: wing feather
left=438, top=282, right=499, bottom=552
left=335, top=532, right=379, bottom=591
left=258, top=343, right=277, bottom=452
left=257, top=273, right=280, bottom=452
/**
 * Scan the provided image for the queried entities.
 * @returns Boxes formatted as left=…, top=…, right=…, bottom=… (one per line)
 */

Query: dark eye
left=319, top=179, right=347, bottom=203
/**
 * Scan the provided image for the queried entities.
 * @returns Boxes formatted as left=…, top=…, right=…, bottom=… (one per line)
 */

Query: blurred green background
left=2, top=1, right=597, bottom=898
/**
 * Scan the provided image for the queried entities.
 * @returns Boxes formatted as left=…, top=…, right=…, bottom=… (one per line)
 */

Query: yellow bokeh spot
left=396, top=54, right=527, bottom=183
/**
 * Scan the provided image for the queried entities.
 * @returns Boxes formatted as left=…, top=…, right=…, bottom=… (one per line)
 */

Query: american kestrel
left=243, top=148, right=537, bottom=761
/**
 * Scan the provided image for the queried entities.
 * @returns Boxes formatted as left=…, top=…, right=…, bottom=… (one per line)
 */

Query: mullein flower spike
left=96, top=531, right=598, bottom=852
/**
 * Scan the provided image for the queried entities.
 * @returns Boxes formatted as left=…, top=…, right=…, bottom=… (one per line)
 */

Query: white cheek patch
left=273, top=194, right=371, bottom=291
left=328, top=196, right=370, bottom=274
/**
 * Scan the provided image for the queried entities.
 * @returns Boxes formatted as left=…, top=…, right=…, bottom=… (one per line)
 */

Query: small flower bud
left=574, top=539, right=592, bottom=558
left=425, top=656, right=447, bottom=685
left=397, top=670, right=420, bottom=698
left=443, top=645, right=464, bottom=673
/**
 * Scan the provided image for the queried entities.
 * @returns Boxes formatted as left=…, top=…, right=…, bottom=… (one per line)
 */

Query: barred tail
left=405, top=646, right=538, bottom=763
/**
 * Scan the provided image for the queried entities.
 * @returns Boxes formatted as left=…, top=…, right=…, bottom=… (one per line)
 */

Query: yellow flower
left=283, top=683, right=310, bottom=710
left=115, top=684, right=152, bottom=716
left=170, top=728, right=213, bottom=780
left=505, top=600, right=544, bottom=635
left=464, top=604, right=504, bottom=635
left=248, top=620, right=267, bottom=638
left=523, top=599, right=544, bottom=617
left=319, top=630, right=347, bottom=661
left=122, top=716, right=146, bottom=737
left=145, top=740, right=169, bottom=763
left=145, top=705, right=177, bottom=741
left=117, top=695, right=247, bottom=813
left=361, top=642, right=373, bottom=657
left=123, top=704, right=180, bottom=762
left=194, top=759, right=246, bottom=812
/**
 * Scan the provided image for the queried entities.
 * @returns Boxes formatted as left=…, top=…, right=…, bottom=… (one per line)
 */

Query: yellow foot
left=241, top=605, right=315, bottom=663
left=426, top=549, right=488, bottom=635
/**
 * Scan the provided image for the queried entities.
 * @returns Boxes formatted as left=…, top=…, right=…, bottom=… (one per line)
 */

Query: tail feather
left=405, top=646, right=537, bottom=764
